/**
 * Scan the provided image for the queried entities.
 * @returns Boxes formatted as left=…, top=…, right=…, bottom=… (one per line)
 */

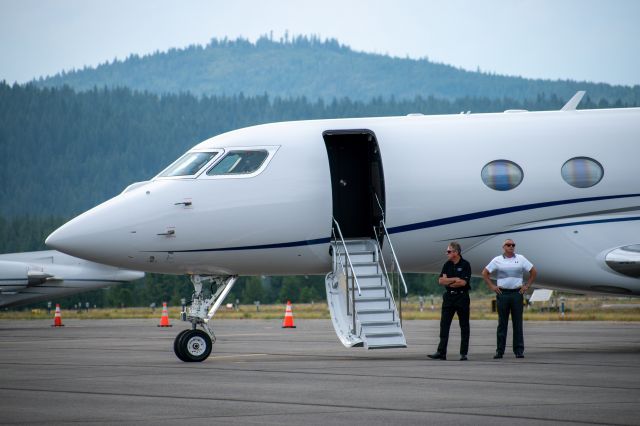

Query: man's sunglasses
left=504, top=243, right=516, bottom=247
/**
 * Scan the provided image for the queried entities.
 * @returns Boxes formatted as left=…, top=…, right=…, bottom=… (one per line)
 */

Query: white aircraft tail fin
left=561, top=91, right=586, bottom=111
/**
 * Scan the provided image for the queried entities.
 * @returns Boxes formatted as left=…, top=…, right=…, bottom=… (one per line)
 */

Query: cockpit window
left=206, top=150, right=269, bottom=175
left=159, top=152, right=218, bottom=177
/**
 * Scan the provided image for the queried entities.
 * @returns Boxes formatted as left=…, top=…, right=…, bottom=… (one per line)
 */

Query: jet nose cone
left=45, top=197, right=137, bottom=266
left=46, top=218, right=95, bottom=258
left=45, top=226, right=70, bottom=253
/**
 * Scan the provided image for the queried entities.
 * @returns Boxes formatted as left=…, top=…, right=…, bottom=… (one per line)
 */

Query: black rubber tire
left=179, top=329, right=212, bottom=362
left=173, top=329, right=191, bottom=362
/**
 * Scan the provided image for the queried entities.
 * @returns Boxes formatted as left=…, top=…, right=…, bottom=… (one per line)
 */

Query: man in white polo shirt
left=482, top=239, right=537, bottom=359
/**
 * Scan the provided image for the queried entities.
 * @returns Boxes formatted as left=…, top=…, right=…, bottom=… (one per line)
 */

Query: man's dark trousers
left=496, top=291, right=524, bottom=355
left=437, top=292, right=470, bottom=356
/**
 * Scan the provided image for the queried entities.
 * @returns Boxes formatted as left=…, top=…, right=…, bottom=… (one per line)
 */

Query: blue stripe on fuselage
left=164, top=237, right=332, bottom=253
left=387, top=193, right=640, bottom=235
left=447, top=216, right=640, bottom=240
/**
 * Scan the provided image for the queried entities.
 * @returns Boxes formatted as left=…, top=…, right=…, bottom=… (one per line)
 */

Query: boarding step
left=346, top=261, right=379, bottom=275
left=354, top=297, right=391, bottom=310
left=332, top=239, right=375, bottom=251
left=356, top=274, right=384, bottom=284
left=365, top=332, right=407, bottom=349
left=360, top=321, right=402, bottom=336
left=357, top=308, right=396, bottom=323
left=358, top=285, right=388, bottom=298
left=334, top=250, right=375, bottom=263
left=364, top=330, right=404, bottom=339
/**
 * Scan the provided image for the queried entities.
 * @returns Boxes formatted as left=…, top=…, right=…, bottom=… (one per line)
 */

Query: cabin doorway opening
left=323, top=130, right=385, bottom=239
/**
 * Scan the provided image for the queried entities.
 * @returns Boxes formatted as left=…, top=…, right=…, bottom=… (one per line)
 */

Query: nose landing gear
left=173, top=275, right=237, bottom=362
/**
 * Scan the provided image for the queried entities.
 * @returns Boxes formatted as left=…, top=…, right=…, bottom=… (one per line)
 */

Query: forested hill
left=0, top=82, right=634, bottom=219
left=35, top=36, right=639, bottom=104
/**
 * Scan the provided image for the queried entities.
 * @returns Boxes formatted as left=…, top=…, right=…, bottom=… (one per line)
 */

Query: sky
left=1, top=0, right=639, bottom=86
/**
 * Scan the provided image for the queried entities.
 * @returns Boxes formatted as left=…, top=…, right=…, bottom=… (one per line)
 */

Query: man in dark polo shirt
left=428, top=241, right=472, bottom=361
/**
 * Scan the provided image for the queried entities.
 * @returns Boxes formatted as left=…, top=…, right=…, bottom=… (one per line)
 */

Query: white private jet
left=46, top=92, right=640, bottom=361
left=0, top=250, right=144, bottom=308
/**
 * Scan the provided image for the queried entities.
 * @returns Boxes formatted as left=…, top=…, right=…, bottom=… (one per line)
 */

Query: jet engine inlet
left=605, top=245, right=640, bottom=278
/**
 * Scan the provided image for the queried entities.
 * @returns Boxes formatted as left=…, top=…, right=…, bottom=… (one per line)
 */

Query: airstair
left=325, top=219, right=408, bottom=349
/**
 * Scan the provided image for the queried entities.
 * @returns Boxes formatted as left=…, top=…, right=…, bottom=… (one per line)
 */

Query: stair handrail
left=332, top=218, right=362, bottom=296
left=372, top=227, right=394, bottom=296
left=330, top=227, right=347, bottom=279
left=331, top=227, right=340, bottom=275
left=378, top=219, right=408, bottom=295
left=373, top=194, right=408, bottom=296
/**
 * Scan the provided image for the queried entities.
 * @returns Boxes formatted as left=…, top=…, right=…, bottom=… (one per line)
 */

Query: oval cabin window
left=481, top=160, right=524, bottom=191
left=561, top=157, right=604, bottom=188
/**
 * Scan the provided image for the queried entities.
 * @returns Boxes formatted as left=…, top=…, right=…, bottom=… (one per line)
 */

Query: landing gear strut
left=173, top=275, right=237, bottom=362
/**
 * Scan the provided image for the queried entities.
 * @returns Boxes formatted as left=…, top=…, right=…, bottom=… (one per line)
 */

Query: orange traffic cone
left=51, top=304, right=64, bottom=327
left=158, top=302, right=172, bottom=327
left=282, top=301, right=296, bottom=328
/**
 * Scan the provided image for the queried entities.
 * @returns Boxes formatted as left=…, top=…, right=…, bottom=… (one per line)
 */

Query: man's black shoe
left=460, top=355, right=468, bottom=361
left=427, top=352, right=446, bottom=360
left=515, top=353, right=525, bottom=358
left=493, top=353, right=503, bottom=359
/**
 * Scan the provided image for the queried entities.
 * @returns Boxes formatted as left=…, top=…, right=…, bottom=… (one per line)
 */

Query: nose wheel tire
left=173, top=329, right=212, bottom=362
left=173, top=329, right=191, bottom=362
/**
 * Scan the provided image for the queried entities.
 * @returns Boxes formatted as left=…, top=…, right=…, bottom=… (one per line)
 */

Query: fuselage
left=46, top=108, right=640, bottom=295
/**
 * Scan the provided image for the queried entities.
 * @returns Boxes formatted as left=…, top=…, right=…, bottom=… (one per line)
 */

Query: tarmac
left=0, top=317, right=639, bottom=425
